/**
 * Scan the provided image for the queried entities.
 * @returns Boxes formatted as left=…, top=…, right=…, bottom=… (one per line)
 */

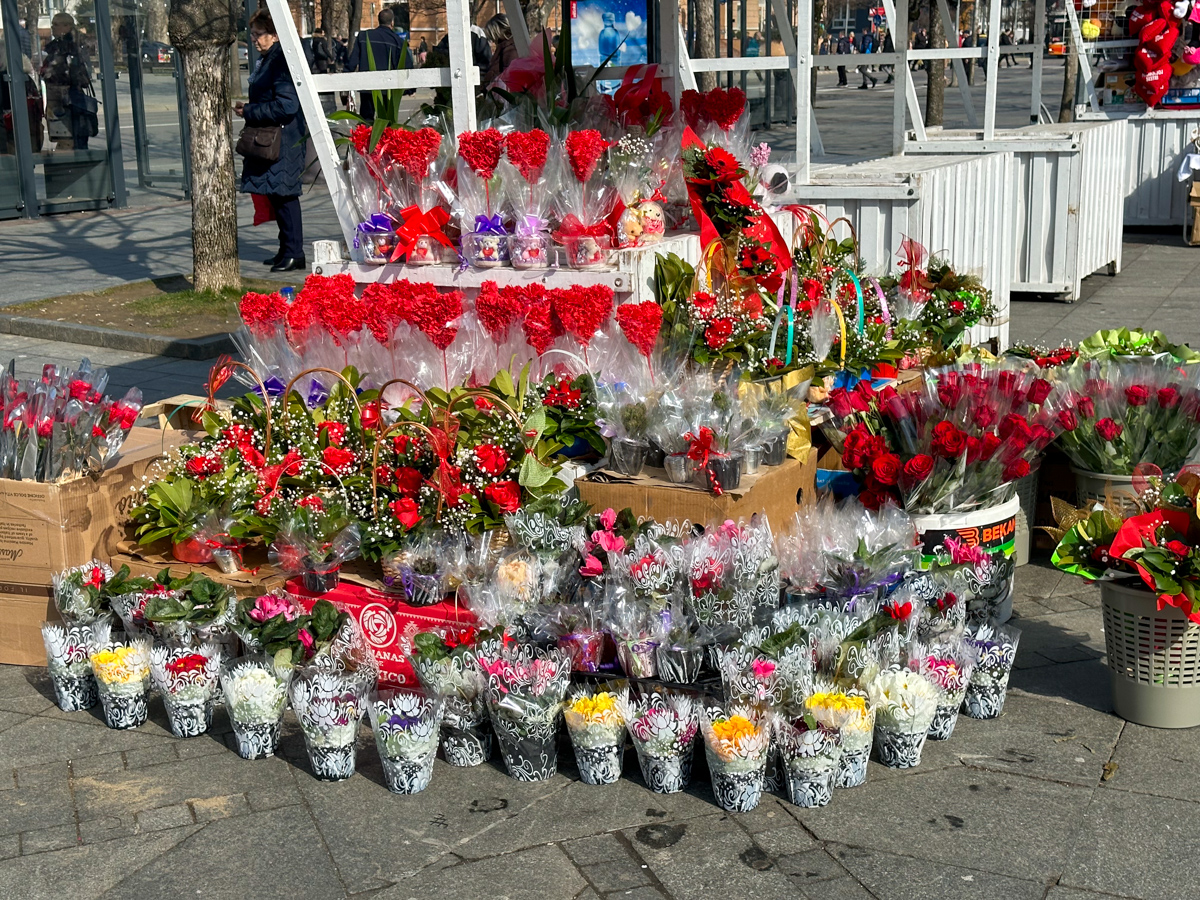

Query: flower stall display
left=88, top=621, right=152, bottom=730
left=290, top=666, right=374, bottom=781
left=867, top=668, right=940, bottom=768
left=269, top=501, right=361, bottom=594
left=220, top=655, right=292, bottom=760
left=617, top=691, right=700, bottom=794
left=41, top=622, right=98, bottom=711
left=149, top=644, right=222, bottom=738
left=53, top=561, right=149, bottom=625
left=552, top=129, right=615, bottom=268
left=479, top=644, right=572, bottom=781
left=563, top=685, right=628, bottom=785
left=367, top=687, right=444, bottom=794
left=411, top=628, right=492, bottom=766
left=962, top=623, right=1021, bottom=720
left=700, top=704, right=772, bottom=812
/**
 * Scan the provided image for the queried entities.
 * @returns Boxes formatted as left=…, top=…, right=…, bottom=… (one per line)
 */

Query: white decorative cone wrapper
left=874, top=726, right=928, bottom=769
left=572, top=742, right=624, bottom=785
left=705, top=746, right=765, bottom=813
left=380, top=750, right=437, bottom=794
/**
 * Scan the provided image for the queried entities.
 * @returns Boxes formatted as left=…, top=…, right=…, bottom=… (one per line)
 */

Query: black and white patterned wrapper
left=50, top=672, right=99, bottom=712
left=874, top=725, right=928, bottom=769
left=706, top=750, right=766, bottom=813
left=784, top=760, right=837, bottom=808
left=636, top=748, right=694, bottom=794
left=99, top=690, right=149, bottom=730
left=307, top=743, right=358, bottom=781
left=573, top=743, right=624, bottom=785
left=231, top=721, right=282, bottom=760
left=380, top=751, right=437, bottom=794
left=442, top=723, right=493, bottom=767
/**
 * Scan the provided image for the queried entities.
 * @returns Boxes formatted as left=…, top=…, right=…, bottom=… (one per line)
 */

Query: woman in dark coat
left=236, top=9, right=308, bottom=271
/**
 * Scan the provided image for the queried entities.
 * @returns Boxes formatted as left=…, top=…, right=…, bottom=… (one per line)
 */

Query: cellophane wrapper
left=41, top=621, right=98, bottom=711
left=618, top=691, right=699, bottom=793
left=290, top=666, right=373, bottom=779
left=564, top=684, right=628, bottom=785
left=368, top=687, right=443, bottom=793
left=963, top=623, right=1020, bottom=719
left=221, top=654, right=291, bottom=759
left=150, top=643, right=222, bottom=737
left=479, top=644, right=572, bottom=782
left=88, top=621, right=151, bottom=729
left=701, top=702, right=771, bottom=811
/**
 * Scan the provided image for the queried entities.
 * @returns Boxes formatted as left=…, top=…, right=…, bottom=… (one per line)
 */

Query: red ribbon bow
left=552, top=214, right=610, bottom=244
left=391, top=206, right=453, bottom=263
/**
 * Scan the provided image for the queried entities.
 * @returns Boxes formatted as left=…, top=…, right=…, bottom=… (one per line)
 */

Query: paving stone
left=798, top=876, right=877, bottom=900
left=0, top=697, right=52, bottom=717
left=776, top=847, right=845, bottom=882
left=134, top=803, right=194, bottom=832
left=0, top=710, right=30, bottom=736
left=189, top=793, right=251, bottom=823
left=601, top=889, right=669, bottom=900
left=1009, top=659, right=1115, bottom=716
left=827, top=842, right=1047, bottom=900
left=791, top=767, right=1092, bottom=882
left=68, top=752, right=126, bottom=778
left=100, top=806, right=345, bottom=900
left=20, top=823, right=78, bottom=855
left=0, top=826, right=199, bottom=900
left=78, top=815, right=137, bottom=845
left=946, top=690, right=1123, bottom=786
left=1013, top=609, right=1106, bottom=659
left=626, top=813, right=798, bottom=900
left=0, top=835, right=17, bottom=861
left=376, top=842, right=587, bottom=900
left=751, top=825, right=818, bottom=857
left=563, top=833, right=632, bottom=867
left=0, top=714, right=172, bottom=772
left=1014, top=564, right=1066, bottom=600
left=1061, top=787, right=1200, bottom=899
left=1104, top=722, right=1200, bottom=803
left=725, top=795, right=803, bottom=833
left=172, top=736, right=230, bottom=760
left=581, top=855, right=654, bottom=893
left=122, top=745, right=179, bottom=770
left=0, top=764, right=76, bottom=838
left=1045, top=887, right=1139, bottom=899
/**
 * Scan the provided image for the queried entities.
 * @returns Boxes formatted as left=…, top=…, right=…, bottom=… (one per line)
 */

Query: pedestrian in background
left=348, top=8, right=406, bottom=118
left=482, top=14, right=517, bottom=84
left=236, top=9, right=308, bottom=272
left=836, top=31, right=851, bottom=86
left=857, top=28, right=877, bottom=88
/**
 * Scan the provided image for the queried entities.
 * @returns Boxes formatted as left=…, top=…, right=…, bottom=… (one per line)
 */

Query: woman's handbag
left=236, top=124, right=282, bottom=162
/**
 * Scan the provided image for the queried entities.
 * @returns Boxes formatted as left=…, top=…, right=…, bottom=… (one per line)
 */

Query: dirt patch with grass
left=5, top=275, right=287, bottom=339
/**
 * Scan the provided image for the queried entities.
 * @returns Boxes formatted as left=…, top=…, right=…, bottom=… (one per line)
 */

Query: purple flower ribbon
left=473, top=214, right=507, bottom=236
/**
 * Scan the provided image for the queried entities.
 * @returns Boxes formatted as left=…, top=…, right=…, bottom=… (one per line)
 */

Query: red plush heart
left=522, top=299, right=564, bottom=356
left=564, top=130, right=609, bottom=184
left=1135, top=43, right=1163, bottom=71
left=409, top=285, right=463, bottom=350
left=550, top=285, right=614, bottom=348
left=1150, top=21, right=1180, bottom=53
left=1128, top=4, right=1156, bottom=35
left=505, top=130, right=550, bottom=183
left=1136, top=58, right=1174, bottom=105
left=457, top=128, right=504, bottom=180
left=706, top=87, right=747, bottom=131
left=474, top=280, right=526, bottom=339
left=615, top=301, right=663, bottom=360
left=384, top=127, right=442, bottom=180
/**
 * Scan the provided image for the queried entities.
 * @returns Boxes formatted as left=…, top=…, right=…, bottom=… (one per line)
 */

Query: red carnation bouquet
left=346, top=130, right=397, bottom=264
left=827, top=360, right=1073, bottom=514
left=1053, top=357, right=1200, bottom=476
left=235, top=290, right=298, bottom=381
left=456, top=128, right=511, bottom=267
left=552, top=129, right=617, bottom=269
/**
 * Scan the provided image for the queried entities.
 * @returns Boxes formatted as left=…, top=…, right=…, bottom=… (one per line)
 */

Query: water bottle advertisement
left=568, top=0, right=649, bottom=68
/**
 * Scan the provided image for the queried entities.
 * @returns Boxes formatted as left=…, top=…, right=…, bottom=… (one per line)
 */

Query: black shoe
left=262, top=253, right=283, bottom=266
left=858, top=84, right=869, bottom=89
left=270, top=256, right=307, bottom=272
left=871, top=79, right=878, bottom=87
left=885, top=75, right=894, bottom=83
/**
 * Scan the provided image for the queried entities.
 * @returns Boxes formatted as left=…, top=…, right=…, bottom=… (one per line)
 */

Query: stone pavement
left=0, top=562, right=1189, bottom=900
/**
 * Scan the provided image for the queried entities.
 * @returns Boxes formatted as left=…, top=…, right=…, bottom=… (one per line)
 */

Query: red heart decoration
left=1128, top=4, right=1156, bottom=35
left=505, top=130, right=550, bottom=183
left=474, top=280, right=526, bottom=339
left=1153, top=22, right=1181, bottom=53
left=1135, top=43, right=1163, bottom=71
left=457, top=128, right=504, bottom=180
left=564, top=130, right=609, bottom=184
left=522, top=299, right=564, bottom=356
left=407, top=284, right=463, bottom=350
left=383, top=127, right=442, bottom=180
left=550, top=285, right=614, bottom=348
left=1136, top=58, right=1174, bottom=105
left=706, top=87, right=747, bottom=131
left=615, top=301, right=664, bottom=359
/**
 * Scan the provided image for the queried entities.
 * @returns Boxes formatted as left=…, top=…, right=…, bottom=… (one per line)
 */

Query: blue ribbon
left=842, top=268, right=865, bottom=334
left=306, top=381, right=330, bottom=408
left=831, top=367, right=871, bottom=390
left=473, top=214, right=507, bottom=236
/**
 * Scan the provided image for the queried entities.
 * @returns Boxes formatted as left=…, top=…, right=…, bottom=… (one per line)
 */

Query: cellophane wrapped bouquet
left=456, top=127, right=510, bottom=267
left=805, top=683, right=876, bottom=790
left=41, top=620, right=98, bottom=712
left=618, top=690, right=700, bottom=794
left=501, top=128, right=555, bottom=268
left=367, top=687, right=444, bottom=794
left=52, top=560, right=146, bottom=625
left=219, top=654, right=293, bottom=760
left=654, top=600, right=708, bottom=684
left=868, top=667, right=940, bottom=768
left=1052, top=357, right=1200, bottom=476
left=149, top=643, right=222, bottom=738
left=700, top=703, right=772, bottom=812
left=269, top=500, right=361, bottom=594
left=773, top=704, right=843, bottom=807
left=680, top=86, right=751, bottom=162
left=911, top=639, right=977, bottom=740
left=563, top=683, right=628, bottom=785
left=411, top=626, right=491, bottom=767
left=381, top=125, right=454, bottom=266
left=827, top=360, right=1072, bottom=513
left=962, top=623, right=1021, bottom=719
left=346, top=127, right=397, bottom=264
left=478, top=643, right=572, bottom=781
left=289, top=664, right=375, bottom=781
left=552, top=129, right=616, bottom=268
left=88, top=620, right=152, bottom=730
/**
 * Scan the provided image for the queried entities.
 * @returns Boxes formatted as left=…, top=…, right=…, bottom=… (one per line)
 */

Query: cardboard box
left=141, top=394, right=229, bottom=432
left=0, top=427, right=187, bottom=666
left=112, top=542, right=289, bottom=598
left=576, top=450, right=817, bottom=530
left=291, top=580, right=477, bottom=686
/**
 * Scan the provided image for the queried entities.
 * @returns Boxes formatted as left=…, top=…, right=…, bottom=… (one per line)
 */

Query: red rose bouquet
left=828, top=360, right=1072, bottom=514
left=456, top=127, right=511, bottom=268
left=1052, top=357, right=1200, bottom=476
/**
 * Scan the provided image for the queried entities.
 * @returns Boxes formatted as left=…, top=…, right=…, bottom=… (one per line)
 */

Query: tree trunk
left=925, top=0, right=945, bottom=127
left=695, top=0, right=717, bottom=90
left=21, top=0, right=40, bottom=43
left=521, top=0, right=553, bottom=36
left=146, top=0, right=170, bottom=44
left=170, top=1, right=240, bottom=293
left=348, top=0, right=362, bottom=42
left=322, top=0, right=351, bottom=40
left=1059, top=28, right=1077, bottom=123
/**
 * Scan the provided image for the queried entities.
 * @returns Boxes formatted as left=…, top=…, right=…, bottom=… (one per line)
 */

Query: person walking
left=347, top=8, right=406, bottom=119
left=857, top=28, right=877, bottom=88
left=882, top=29, right=895, bottom=83
left=40, top=13, right=95, bottom=151
left=312, top=26, right=332, bottom=74
left=911, top=28, right=927, bottom=71
left=418, top=36, right=428, bottom=64
left=482, top=14, right=518, bottom=84
left=836, top=32, right=851, bottom=86
left=999, top=29, right=1017, bottom=67
left=236, top=9, right=308, bottom=273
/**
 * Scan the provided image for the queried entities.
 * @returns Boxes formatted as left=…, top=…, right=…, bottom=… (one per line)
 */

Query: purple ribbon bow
left=473, top=214, right=507, bottom=236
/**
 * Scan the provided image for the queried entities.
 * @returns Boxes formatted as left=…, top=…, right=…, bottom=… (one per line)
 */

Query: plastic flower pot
left=834, top=745, right=871, bottom=789
left=609, top=438, right=649, bottom=476
left=1099, top=581, right=1200, bottom=728
left=99, top=691, right=149, bottom=730
left=705, top=746, right=766, bottom=812
left=784, top=758, right=838, bottom=807
left=463, top=231, right=510, bottom=267
left=1013, top=470, right=1039, bottom=567
left=163, top=696, right=215, bottom=738
left=572, top=742, right=624, bottom=785
left=617, top=639, right=658, bottom=679
left=874, top=726, right=928, bottom=768
left=369, top=689, right=443, bottom=795
left=645, top=441, right=667, bottom=468
left=171, top=536, right=213, bottom=564
left=761, top=432, right=790, bottom=466
left=655, top=645, right=704, bottom=684
left=699, top=452, right=744, bottom=492
left=211, top=547, right=243, bottom=574
left=1072, top=467, right=1138, bottom=516
left=635, top=747, right=693, bottom=793
left=302, top=569, right=340, bottom=594
left=290, top=669, right=369, bottom=782
left=381, top=753, right=437, bottom=794
left=41, top=622, right=98, bottom=712
left=90, top=636, right=151, bottom=730
left=308, top=744, right=359, bottom=781
left=491, top=718, right=559, bottom=782
left=663, top=453, right=695, bottom=484
left=508, top=233, right=551, bottom=269
left=927, top=704, right=962, bottom=741
left=558, top=632, right=605, bottom=673
left=221, top=656, right=290, bottom=760
left=151, top=646, right=221, bottom=738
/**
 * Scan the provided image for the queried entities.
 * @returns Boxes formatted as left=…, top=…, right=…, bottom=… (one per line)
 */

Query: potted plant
left=289, top=666, right=373, bottom=780
left=130, top=478, right=213, bottom=563
left=868, top=668, right=940, bottom=768
left=479, top=644, right=572, bottom=782
left=88, top=622, right=152, bottom=730
left=220, top=654, right=292, bottom=759
left=618, top=691, right=700, bottom=794
left=804, top=685, right=875, bottom=789
left=773, top=708, right=843, bottom=807
left=141, top=571, right=237, bottom=654
left=367, top=688, right=444, bottom=794
left=52, top=561, right=150, bottom=626
left=41, top=622, right=98, bottom=712
left=149, top=645, right=222, bottom=738
left=410, top=628, right=492, bottom=767
left=912, top=640, right=977, bottom=739
left=269, top=500, right=361, bottom=594
left=700, top=704, right=772, bottom=812
left=563, top=685, right=628, bottom=785
left=962, top=623, right=1021, bottom=720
